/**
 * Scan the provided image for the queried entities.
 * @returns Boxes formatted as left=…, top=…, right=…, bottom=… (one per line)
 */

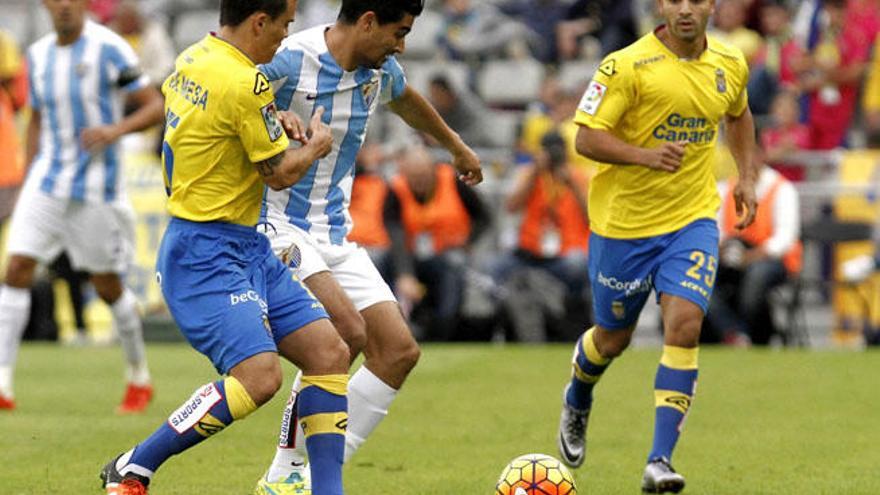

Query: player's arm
left=574, top=55, right=686, bottom=172
left=387, top=85, right=482, bottom=185
left=256, top=108, right=333, bottom=191
left=725, top=106, right=758, bottom=229
left=25, top=108, right=41, bottom=168
left=81, top=85, right=165, bottom=151
left=575, top=126, right=686, bottom=173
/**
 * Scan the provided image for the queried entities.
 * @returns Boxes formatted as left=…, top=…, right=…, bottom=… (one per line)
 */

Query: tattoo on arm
left=256, top=153, right=284, bottom=177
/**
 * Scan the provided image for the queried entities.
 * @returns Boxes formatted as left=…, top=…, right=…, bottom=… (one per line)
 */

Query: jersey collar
left=651, top=25, right=709, bottom=61
left=206, top=33, right=257, bottom=67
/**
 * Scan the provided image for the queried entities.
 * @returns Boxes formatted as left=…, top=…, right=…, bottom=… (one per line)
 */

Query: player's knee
left=664, top=314, right=702, bottom=347
left=594, top=328, right=632, bottom=358
left=399, top=339, right=421, bottom=373
left=4, top=255, right=38, bottom=288
left=308, top=334, right=351, bottom=373
left=387, top=336, right=421, bottom=375
left=337, top=312, right=367, bottom=357
left=91, top=274, right=124, bottom=303
left=238, top=363, right=284, bottom=406
left=599, top=340, right=628, bottom=359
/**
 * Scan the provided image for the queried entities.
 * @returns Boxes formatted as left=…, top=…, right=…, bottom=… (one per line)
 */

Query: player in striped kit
left=255, top=1, right=482, bottom=493
left=0, top=0, right=164, bottom=413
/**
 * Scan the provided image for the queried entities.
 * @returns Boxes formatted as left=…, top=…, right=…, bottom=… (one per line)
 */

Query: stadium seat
left=0, top=3, right=30, bottom=46
left=401, top=9, right=444, bottom=60
left=477, top=59, right=545, bottom=108
left=558, top=59, right=600, bottom=92
left=487, top=110, right=523, bottom=149
left=401, top=60, right=471, bottom=96
left=173, top=9, right=218, bottom=52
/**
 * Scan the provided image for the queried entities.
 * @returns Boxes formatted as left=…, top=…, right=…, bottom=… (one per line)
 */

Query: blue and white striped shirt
left=26, top=20, right=148, bottom=204
left=260, top=25, right=406, bottom=246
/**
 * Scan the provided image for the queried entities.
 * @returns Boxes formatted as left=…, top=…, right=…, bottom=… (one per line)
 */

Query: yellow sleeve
left=235, top=72, right=290, bottom=163
left=864, top=38, right=880, bottom=112
left=573, top=53, right=636, bottom=131
left=0, top=32, right=22, bottom=80
left=727, top=56, right=750, bottom=117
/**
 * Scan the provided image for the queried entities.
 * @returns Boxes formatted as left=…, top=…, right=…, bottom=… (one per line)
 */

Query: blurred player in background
left=255, top=0, right=482, bottom=492
left=100, top=1, right=352, bottom=494
left=0, top=28, right=28, bottom=234
left=0, top=0, right=164, bottom=413
left=556, top=0, right=758, bottom=492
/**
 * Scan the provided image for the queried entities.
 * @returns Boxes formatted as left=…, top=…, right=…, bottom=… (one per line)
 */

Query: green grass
left=1, top=343, right=878, bottom=494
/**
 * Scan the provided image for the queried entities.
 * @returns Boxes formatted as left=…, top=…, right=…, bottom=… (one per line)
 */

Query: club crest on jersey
left=76, top=63, right=89, bottom=78
left=361, top=79, right=379, bottom=108
left=579, top=80, right=607, bottom=116
left=261, top=102, right=284, bottom=142
left=715, top=68, right=727, bottom=93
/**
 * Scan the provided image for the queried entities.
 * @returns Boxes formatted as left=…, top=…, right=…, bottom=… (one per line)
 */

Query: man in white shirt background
left=708, top=136, right=802, bottom=346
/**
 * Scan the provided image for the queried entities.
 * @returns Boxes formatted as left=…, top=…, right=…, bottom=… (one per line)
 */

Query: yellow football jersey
left=574, top=30, right=749, bottom=239
left=0, top=30, right=21, bottom=80
left=161, top=34, right=289, bottom=226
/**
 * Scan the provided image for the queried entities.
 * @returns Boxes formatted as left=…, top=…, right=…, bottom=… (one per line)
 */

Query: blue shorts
left=588, top=218, right=719, bottom=330
left=156, top=218, right=328, bottom=374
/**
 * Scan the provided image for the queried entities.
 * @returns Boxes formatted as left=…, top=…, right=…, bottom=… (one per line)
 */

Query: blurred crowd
left=1, top=0, right=879, bottom=345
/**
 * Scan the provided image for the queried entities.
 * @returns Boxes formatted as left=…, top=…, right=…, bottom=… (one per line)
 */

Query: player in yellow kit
left=557, top=0, right=758, bottom=492
left=100, top=2, right=351, bottom=494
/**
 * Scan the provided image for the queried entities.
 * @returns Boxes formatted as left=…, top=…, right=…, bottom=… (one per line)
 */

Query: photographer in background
left=493, top=131, right=591, bottom=341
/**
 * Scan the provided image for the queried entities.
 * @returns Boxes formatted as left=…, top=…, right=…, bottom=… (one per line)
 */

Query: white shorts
left=5, top=186, right=135, bottom=273
left=263, top=223, right=396, bottom=312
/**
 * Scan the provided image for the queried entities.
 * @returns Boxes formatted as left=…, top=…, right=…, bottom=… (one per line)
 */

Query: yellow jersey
left=161, top=34, right=289, bottom=226
left=864, top=37, right=880, bottom=113
left=0, top=30, right=21, bottom=80
left=574, top=29, right=749, bottom=239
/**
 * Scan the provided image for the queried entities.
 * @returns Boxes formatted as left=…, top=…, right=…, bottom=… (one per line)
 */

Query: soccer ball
left=495, top=453, right=577, bottom=495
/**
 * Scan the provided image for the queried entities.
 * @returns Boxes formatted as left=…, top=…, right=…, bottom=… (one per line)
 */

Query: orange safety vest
left=347, top=173, right=390, bottom=248
left=390, top=164, right=471, bottom=254
left=518, top=171, right=590, bottom=257
left=721, top=176, right=803, bottom=274
left=0, top=63, right=27, bottom=188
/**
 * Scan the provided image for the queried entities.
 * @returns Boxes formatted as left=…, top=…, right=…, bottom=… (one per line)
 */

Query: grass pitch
left=1, top=343, right=878, bottom=494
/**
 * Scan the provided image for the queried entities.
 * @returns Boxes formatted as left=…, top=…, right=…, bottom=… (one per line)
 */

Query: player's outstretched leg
left=640, top=345, right=697, bottom=493
left=105, top=285, right=153, bottom=414
left=100, top=377, right=258, bottom=493
left=559, top=327, right=612, bottom=467
left=0, top=284, right=31, bottom=410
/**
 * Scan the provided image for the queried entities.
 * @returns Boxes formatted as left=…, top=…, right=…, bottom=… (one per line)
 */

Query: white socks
left=345, top=366, right=397, bottom=462
left=0, top=286, right=32, bottom=398
left=110, top=289, right=150, bottom=385
left=266, top=366, right=399, bottom=481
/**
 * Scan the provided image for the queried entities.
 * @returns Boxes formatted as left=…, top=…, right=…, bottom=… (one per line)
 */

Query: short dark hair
left=220, top=0, right=288, bottom=27
left=338, top=0, right=424, bottom=25
left=428, top=74, right=454, bottom=93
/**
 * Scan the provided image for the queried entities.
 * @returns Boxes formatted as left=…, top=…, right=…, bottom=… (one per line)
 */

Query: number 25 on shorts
left=685, top=251, right=716, bottom=287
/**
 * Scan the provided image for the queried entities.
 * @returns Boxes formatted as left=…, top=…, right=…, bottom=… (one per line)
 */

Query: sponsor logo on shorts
left=596, top=272, right=652, bottom=296
left=679, top=280, right=709, bottom=299
left=230, top=290, right=268, bottom=311
left=168, top=383, right=222, bottom=434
